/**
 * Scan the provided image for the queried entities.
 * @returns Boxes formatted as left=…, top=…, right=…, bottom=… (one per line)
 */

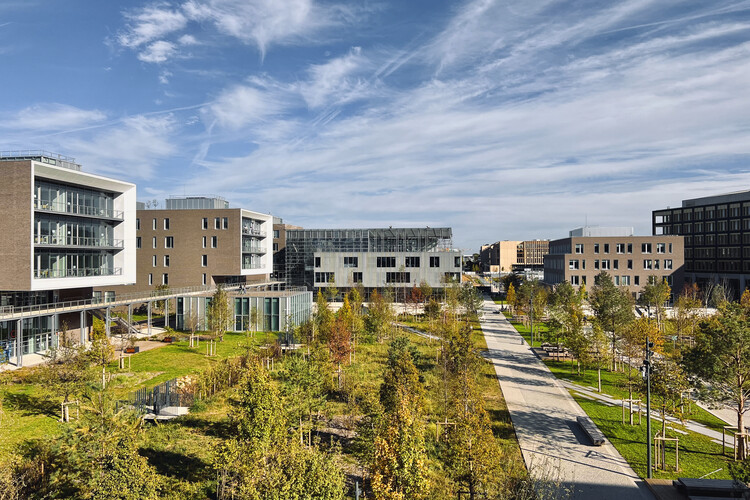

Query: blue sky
left=2, top=0, right=750, bottom=252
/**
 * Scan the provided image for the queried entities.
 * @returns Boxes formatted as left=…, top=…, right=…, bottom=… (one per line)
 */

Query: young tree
left=87, top=318, right=113, bottom=389
left=547, top=281, right=584, bottom=361
left=207, top=286, right=232, bottom=341
left=639, top=276, right=671, bottom=333
left=37, top=327, right=90, bottom=421
left=589, top=272, right=633, bottom=371
left=684, top=302, right=750, bottom=459
left=366, top=290, right=395, bottom=343
left=460, top=282, right=483, bottom=320
left=674, top=283, right=702, bottom=348
left=506, top=282, right=516, bottom=315
left=621, top=318, right=662, bottom=422
left=315, top=290, right=334, bottom=343
left=649, top=354, right=688, bottom=436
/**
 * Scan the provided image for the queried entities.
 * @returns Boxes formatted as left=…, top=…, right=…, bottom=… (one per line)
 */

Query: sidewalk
left=480, top=298, right=654, bottom=500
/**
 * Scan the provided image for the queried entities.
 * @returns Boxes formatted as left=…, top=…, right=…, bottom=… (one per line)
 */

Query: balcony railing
left=34, top=267, right=122, bottom=279
left=34, top=201, right=123, bottom=220
left=242, top=246, right=266, bottom=254
left=242, top=227, right=266, bottom=237
left=34, top=236, right=124, bottom=249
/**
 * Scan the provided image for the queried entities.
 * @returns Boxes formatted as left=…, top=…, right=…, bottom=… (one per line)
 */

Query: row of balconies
left=34, top=236, right=124, bottom=249
left=34, top=200, right=123, bottom=220
left=34, top=267, right=122, bottom=279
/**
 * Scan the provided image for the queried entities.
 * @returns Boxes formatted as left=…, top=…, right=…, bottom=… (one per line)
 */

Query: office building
left=544, top=227, right=684, bottom=297
left=653, top=191, right=750, bottom=298
left=480, top=241, right=520, bottom=274
left=285, top=227, right=462, bottom=298
left=272, top=217, right=302, bottom=281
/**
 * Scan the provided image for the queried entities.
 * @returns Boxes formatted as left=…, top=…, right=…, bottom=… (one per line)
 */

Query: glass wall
left=34, top=180, right=118, bottom=219
left=34, top=249, right=117, bottom=278
left=35, top=214, right=118, bottom=247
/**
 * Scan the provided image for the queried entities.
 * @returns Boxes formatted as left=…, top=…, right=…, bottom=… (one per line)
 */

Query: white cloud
left=178, top=34, right=198, bottom=45
left=206, top=83, right=286, bottom=130
left=2, top=104, right=107, bottom=131
left=138, top=40, right=177, bottom=63
left=118, top=3, right=188, bottom=48
left=298, top=47, right=373, bottom=108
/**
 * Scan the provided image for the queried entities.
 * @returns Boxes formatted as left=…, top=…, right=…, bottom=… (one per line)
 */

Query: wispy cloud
left=1, top=104, right=107, bottom=132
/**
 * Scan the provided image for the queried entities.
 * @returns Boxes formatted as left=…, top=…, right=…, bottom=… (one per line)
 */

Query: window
left=202, top=255, right=208, bottom=267
left=273, top=243, right=279, bottom=251
left=570, top=275, right=580, bottom=286
left=164, top=255, right=170, bottom=267
left=627, top=259, right=633, bottom=270
left=211, top=236, right=217, bottom=248
left=601, top=259, right=610, bottom=270
left=594, top=259, right=600, bottom=270
left=315, top=272, right=335, bottom=283
left=657, top=243, right=665, bottom=253
left=136, top=218, right=140, bottom=231
left=202, top=273, right=207, bottom=286
left=664, top=259, right=673, bottom=270
left=405, top=256, right=420, bottom=267
left=455, top=256, right=461, bottom=268
left=315, top=257, right=321, bottom=267
left=641, top=243, right=652, bottom=253
left=594, top=244, right=600, bottom=254
left=202, top=236, right=207, bottom=248
left=621, top=276, right=631, bottom=286
left=152, top=236, right=157, bottom=249
left=152, top=218, right=157, bottom=230
left=162, top=273, right=169, bottom=285
left=668, top=243, right=673, bottom=253
left=221, top=217, right=228, bottom=229
left=148, top=273, right=153, bottom=285
left=575, top=244, right=584, bottom=254
left=353, top=272, right=363, bottom=283
left=386, top=272, right=410, bottom=283
left=603, top=243, right=610, bottom=254
left=214, top=217, right=220, bottom=229
left=643, top=259, right=653, bottom=270
left=614, top=276, right=620, bottom=286
left=616, top=243, right=625, bottom=254
left=627, top=243, right=633, bottom=253
left=152, top=255, right=157, bottom=267
left=613, top=259, right=619, bottom=270
left=136, top=237, right=141, bottom=249
left=582, top=259, right=586, bottom=270
left=569, top=259, right=579, bottom=270
left=654, top=259, right=660, bottom=270
left=430, top=256, right=440, bottom=268
left=202, top=218, right=208, bottom=230
left=634, top=276, right=640, bottom=286
left=273, top=230, right=280, bottom=238
left=164, top=218, right=170, bottom=230
left=582, top=276, right=587, bottom=285
left=343, top=256, right=359, bottom=267
left=165, top=236, right=174, bottom=248
left=377, top=256, right=396, bottom=267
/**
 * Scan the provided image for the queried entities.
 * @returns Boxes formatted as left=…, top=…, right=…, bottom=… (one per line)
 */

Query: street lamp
left=642, top=337, right=654, bottom=478
left=529, top=288, right=534, bottom=347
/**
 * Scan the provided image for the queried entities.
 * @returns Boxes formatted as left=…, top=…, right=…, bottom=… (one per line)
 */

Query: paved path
left=480, top=298, right=654, bottom=500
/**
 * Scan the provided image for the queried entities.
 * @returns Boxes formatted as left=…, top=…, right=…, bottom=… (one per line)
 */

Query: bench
left=577, top=416, right=605, bottom=446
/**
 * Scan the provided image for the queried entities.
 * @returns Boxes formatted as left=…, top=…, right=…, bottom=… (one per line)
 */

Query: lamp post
left=643, top=337, right=654, bottom=478
left=529, top=288, right=534, bottom=347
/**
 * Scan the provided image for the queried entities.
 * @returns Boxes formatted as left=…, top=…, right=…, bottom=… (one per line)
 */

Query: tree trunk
left=739, top=399, right=747, bottom=460
left=102, top=365, right=106, bottom=389
left=598, top=365, right=602, bottom=393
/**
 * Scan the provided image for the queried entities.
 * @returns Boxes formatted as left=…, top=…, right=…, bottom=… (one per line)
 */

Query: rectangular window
left=594, top=259, right=600, bottom=270
left=454, top=256, right=461, bottom=268
left=136, top=236, right=141, bottom=249
left=569, top=259, right=579, bottom=270
left=273, top=243, right=279, bottom=251
left=152, top=255, right=157, bottom=267
left=601, top=259, right=610, bottom=270
left=148, top=273, right=153, bottom=285
left=202, top=236, right=207, bottom=248
left=215, top=217, right=221, bottom=229
left=377, top=256, right=397, bottom=267
left=211, top=236, right=217, bottom=248
left=353, top=272, right=363, bottom=283
left=152, top=218, right=157, bottom=230
left=613, top=259, right=619, bottom=270
left=616, top=243, right=625, bottom=254
left=202, top=255, right=208, bottom=267
left=405, top=256, right=420, bottom=267
left=614, top=276, right=620, bottom=286
left=622, top=276, right=631, bottom=286
left=668, top=243, right=673, bottom=253
left=642, top=243, right=652, bottom=253
left=164, top=255, right=170, bottom=267
left=627, top=243, right=633, bottom=253
left=634, top=275, right=640, bottom=286
left=386, top=272, right=410, bottom=283
left=273, top=230, right=280, bottom=238
left=664, top=259, right=673, bottom=270
left=162, top=273, right=168, bottom=285
left=643, top=259, right=653, bottom=270
left=315, top=256, right=321, bottom=267
left=152, top=236, right=157, bottom=249
left=165, top=236, right=174, bottom=248
left=202, top=273, right=207, bottom=286
left=222, top=217, right=228, bottom=229
left=343, top=256, right=359, bottom=267
left=654, top=259, right=660, bottom=270
left=657, top=243, right=665, bottom=253
left=575, top=243, right=584, bottom=254
left=136, top=218, right=140, bottom=231
left=627, top=259, right=633, bottom=270
left=570, top=275, right=580, bottom=286
left=604, top=243, right=610, bottom=254
left=594, top=243, right=599, bottom=254
left=582, top=259, right=586, bottom=270
left=430, top=256, right=440, bottom=268
left=164, top=218, right=170, bottom=230
left=315, top=272, right=335, bottom=283
left=202, top=218, right=208, bottom=230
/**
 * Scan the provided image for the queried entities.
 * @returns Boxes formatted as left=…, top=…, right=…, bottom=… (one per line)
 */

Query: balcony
left=34, top=201, right=123, bottom=221
left=242, top=227, right=266, bottom=238
left=34, top=267, right=122, bottom=279
left=34, top=236, right=124, bottom=250
left=242, top=245, right=266, bottom=254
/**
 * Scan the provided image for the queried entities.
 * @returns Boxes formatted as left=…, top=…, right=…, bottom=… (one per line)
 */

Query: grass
left=503, top=312, right=550, bottom=348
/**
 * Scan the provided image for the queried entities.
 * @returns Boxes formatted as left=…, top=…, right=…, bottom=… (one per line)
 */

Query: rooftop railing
left=1, top=150, right=81, bottom=171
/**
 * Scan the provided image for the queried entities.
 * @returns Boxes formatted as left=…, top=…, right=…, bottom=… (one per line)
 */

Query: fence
left=124, top=378, right=195, bottom=415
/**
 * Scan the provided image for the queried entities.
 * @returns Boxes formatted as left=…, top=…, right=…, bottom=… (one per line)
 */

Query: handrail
left=34, top=236, right=124, bottom=248
left=242, top=228, right=266, bottom=237
left=34, top=201, right=123, bottom=220
left=35, top=267, right=122, bottom=279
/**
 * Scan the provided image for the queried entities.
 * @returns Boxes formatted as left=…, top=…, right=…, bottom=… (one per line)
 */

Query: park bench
left=576, top=415, right=605, bottom=446
left=674, top=477, right=748, bottom=498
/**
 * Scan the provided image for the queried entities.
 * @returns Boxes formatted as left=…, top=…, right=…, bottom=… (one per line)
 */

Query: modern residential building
left=285, top=227, right=462, bottom=298
left=272, top=217, right=302, bottom=281
left=98, top=196, right=273, bottom=296
left=0, top=150, right=137, bottom=360
left=515, top=240, right=550, bottom=272
left=653, top=190, right=750, bottom=298
left=544, top=227, right=684, bottom=297
left=480, top=241, right=520, bottom=274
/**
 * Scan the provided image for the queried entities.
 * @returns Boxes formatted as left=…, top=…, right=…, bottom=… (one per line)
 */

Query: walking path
left=479, top=298, right=654, bottom=500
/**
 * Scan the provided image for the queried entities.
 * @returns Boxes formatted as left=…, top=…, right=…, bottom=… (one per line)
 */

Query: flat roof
left=682, top=190, right=750, bottom=207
